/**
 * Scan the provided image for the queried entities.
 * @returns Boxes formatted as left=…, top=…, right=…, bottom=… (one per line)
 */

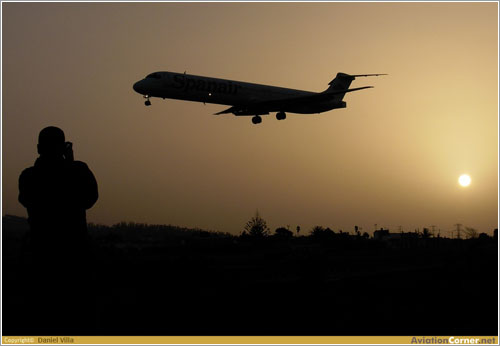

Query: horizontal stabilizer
left=350, top=73, right=388, bottom=77
left=328, top=73, right=387, bottom=86
left=327, top=86, right=373, bottom=94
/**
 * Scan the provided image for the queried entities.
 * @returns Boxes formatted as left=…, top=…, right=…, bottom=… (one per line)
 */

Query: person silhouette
left=18, top=126, right=98, bottom=334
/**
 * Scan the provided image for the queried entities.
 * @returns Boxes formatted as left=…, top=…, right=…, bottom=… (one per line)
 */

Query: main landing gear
left=144, top=95, right=151, bottom=106
left=251, top=112, right=286, bottom=124
left=276, top=111, right=286, bottom=120
left=252, top=116, right=262, bottom=124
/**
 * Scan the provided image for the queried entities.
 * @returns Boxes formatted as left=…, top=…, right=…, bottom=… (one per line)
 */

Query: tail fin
left=325, top=73, right=387, bottom=100
left=326, top=73, right=356, bottom=100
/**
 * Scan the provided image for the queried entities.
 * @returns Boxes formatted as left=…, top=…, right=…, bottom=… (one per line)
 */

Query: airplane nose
left=133, top=80, right=144, bottom=94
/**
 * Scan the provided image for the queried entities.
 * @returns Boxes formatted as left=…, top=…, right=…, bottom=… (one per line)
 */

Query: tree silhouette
left=478, top=233, right=490, bottom=240
left=243, top=210, right=270, bottom=237
left=310, top=226, right=335, bottom=239
left=274, top=227, right=293, bottom=238
left=463, top=227, right=478, bottom=239
left=310, top=225, right=325, bottom=236
left=354, top=225, right=361, bottom=237
left=422, top=228, right=431, bottom=239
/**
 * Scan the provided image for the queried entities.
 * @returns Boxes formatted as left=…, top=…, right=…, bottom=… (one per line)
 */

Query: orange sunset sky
left=2, top=2, right=498, bottom=235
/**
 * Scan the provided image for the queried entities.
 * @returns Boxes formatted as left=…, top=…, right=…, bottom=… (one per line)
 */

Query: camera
left=64, top=142, right=74, bottom=161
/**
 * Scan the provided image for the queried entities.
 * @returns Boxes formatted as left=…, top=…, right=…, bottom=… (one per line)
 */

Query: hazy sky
left=2, top=2, right=498, bottom=235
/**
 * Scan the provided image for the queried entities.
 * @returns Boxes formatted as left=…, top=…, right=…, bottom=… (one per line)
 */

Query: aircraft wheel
left=252, top=116, right=262, bottom=124
left=145, top=100, right=151, bottom=106
left=276, top=111, right=286, bottom=120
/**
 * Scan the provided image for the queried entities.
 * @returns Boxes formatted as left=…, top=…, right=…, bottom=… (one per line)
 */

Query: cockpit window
left=146, top=72, right=162, bottom=79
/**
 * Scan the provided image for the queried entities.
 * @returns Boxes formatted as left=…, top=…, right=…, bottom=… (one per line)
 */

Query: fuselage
left=133, top=71, right=384, bottom=124
left=132, top=71, right=336, bottom=114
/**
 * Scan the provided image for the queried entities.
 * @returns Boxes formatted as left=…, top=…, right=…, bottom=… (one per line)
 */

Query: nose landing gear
left=144, top=95, right=151, bottom=106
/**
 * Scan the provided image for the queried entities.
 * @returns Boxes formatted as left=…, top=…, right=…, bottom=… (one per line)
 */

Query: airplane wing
left=214, top=86, right=373, bottom=115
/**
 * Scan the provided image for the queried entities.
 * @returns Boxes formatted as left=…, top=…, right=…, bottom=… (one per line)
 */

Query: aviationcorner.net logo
left=411, top=336, right=498, bottom=344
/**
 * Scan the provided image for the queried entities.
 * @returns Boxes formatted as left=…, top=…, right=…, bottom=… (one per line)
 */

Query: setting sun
left=459, top=174, right=471, bottom=187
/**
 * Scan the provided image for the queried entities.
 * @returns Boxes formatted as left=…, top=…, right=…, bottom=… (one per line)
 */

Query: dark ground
left=2, top=216, right=498, bottom=336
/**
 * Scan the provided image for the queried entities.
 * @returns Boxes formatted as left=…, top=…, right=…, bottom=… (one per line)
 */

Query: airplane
left=132, top=71, right=386, bottom=124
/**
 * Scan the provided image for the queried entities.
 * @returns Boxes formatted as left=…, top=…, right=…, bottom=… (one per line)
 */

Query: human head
left=37, top=126, right=66, bottom=157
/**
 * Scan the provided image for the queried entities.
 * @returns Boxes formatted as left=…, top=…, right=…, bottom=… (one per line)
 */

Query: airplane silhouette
left=133, top=71, right=386, bottom=124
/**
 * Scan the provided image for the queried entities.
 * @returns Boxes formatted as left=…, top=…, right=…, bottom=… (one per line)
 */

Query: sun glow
left=458, top=174, right=471, bottom=187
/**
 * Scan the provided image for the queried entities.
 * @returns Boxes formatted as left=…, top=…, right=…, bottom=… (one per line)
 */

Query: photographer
left=18, top=126, right=98, bottom=334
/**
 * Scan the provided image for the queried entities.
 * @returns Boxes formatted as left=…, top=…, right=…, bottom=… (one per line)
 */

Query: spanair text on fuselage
left=138, top=71, right=314, bottom=107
